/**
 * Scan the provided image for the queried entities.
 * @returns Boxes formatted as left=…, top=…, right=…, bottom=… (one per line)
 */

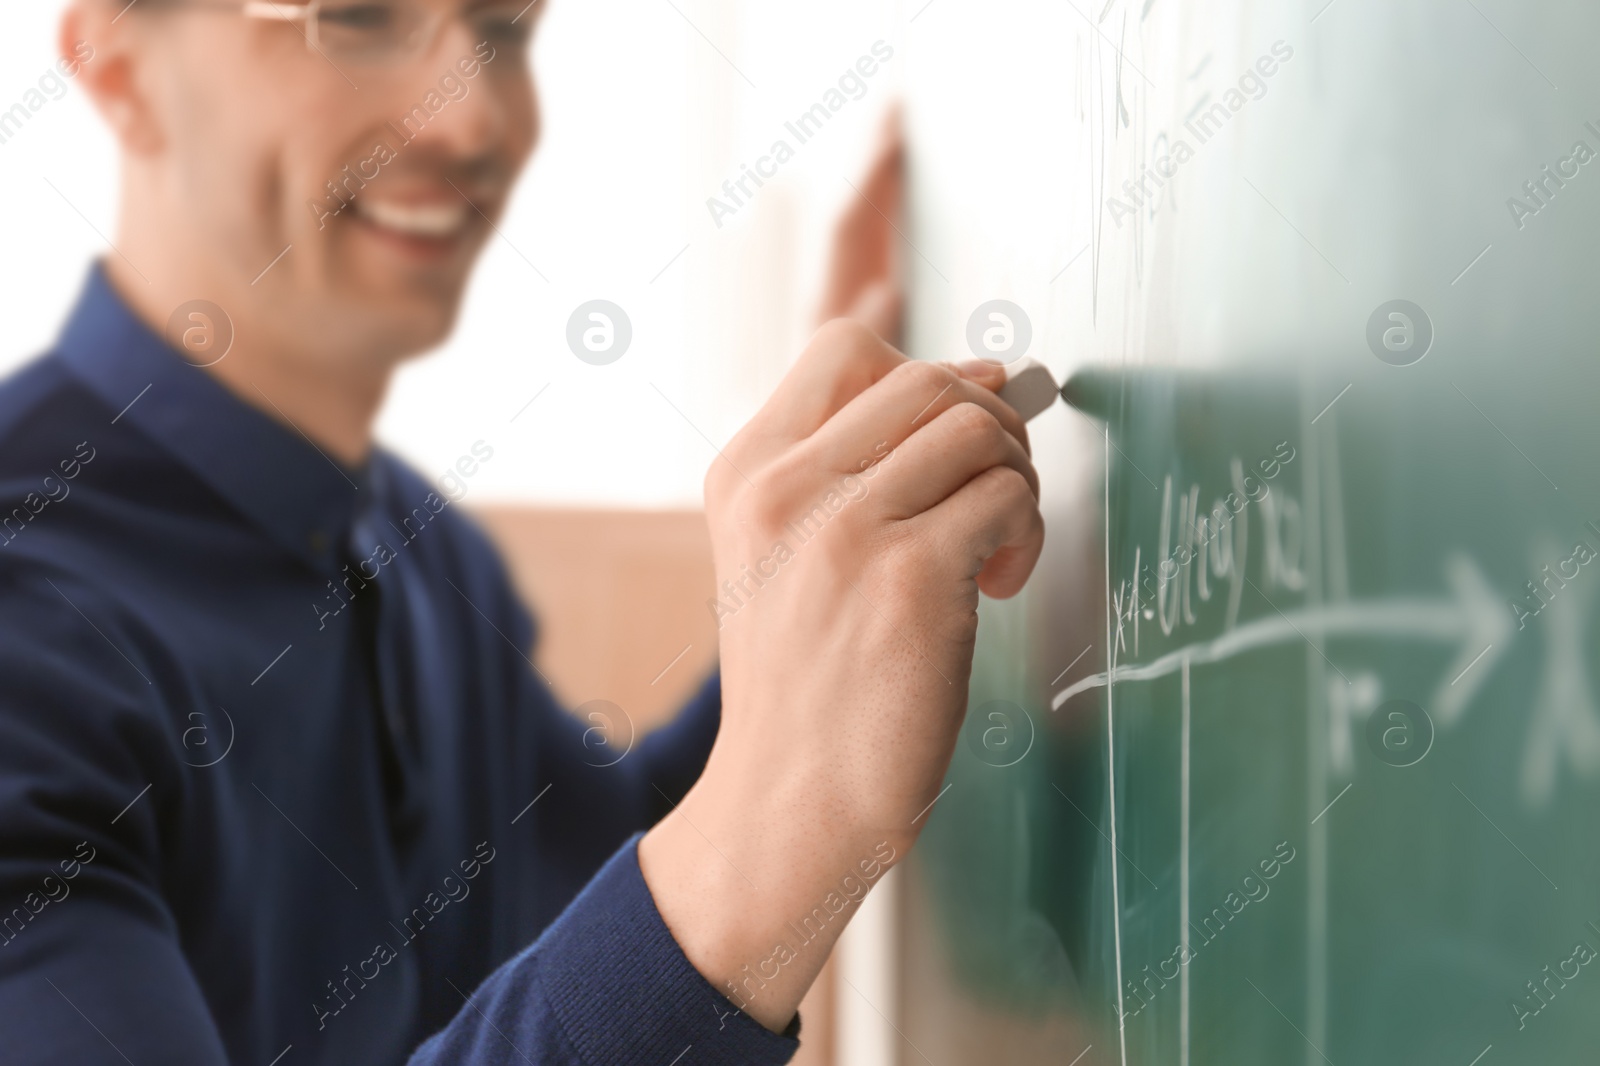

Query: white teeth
left=356, top=198, right=470, bottom=238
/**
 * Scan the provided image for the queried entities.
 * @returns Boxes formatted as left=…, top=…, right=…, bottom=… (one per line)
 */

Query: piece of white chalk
left=997, top=358, right=1061, bottom=422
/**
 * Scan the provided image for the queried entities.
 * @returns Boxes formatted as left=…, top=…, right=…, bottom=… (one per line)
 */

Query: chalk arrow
left=1052, top=552, right=1511, bottom=729
left=1431, top=552, right=1513, bottom=728
left=1519, top=544, right=1600, bottom=809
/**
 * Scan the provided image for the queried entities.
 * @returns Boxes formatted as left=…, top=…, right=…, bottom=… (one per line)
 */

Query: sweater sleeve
left=408, top=835, right=800, bottom=1066
left=0, top=570, right=233, bottom=1065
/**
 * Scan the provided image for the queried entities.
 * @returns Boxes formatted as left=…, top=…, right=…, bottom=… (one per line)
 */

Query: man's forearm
left=639, top=759, right=899, bottom=1032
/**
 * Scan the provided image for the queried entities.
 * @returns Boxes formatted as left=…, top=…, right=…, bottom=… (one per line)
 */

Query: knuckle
left=893, top=358, right=953, bottom=395
left=703, top=455, right=725, bottom=492
left=702, top=463, right=727, bottom=509
left=988, top=464, right=1034, bottom=503
left=973, top=461, right=1023, bottom=494
left=731, top=485, right=780, bottom=541
left=703, top=456, right=742, bottom=511
left=986, top=467, right=1040, bottom=525
left=702, top=426, right=755, bottom=506
left=736, top=460, right=809, bottom=540
left=728, top=494, right=774, bottom=544
left=944, top=400, right=1001, bottom=440
left=1009, top=418, right=1033, bottom=458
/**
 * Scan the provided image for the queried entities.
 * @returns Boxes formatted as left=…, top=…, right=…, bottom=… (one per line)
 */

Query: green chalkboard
left=900, top=2, right=1600, bottom=1064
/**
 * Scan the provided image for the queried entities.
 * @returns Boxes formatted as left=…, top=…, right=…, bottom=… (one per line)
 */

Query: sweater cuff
left=541, top=834, right=801, bottom=1065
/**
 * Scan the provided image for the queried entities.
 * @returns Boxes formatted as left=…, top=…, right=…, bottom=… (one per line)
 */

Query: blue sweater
left=0, top=265, right=799, bottom=1064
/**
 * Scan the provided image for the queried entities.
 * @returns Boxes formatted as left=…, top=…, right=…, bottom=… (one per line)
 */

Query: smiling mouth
left=354, top=197, right=475, bottom=241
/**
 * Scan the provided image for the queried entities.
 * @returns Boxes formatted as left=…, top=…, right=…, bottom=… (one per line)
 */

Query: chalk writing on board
left=1520, top=547, right=1600, bottom=806
left=1053, top=553, right=1510, bottom=738
left=1110, top=448, right=1298, bottom=663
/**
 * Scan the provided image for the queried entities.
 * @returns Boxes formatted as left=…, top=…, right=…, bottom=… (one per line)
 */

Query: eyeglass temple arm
left=242, top=1, right=313, bottom=22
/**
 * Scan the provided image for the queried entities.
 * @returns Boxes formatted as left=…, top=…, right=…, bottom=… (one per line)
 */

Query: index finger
left=729, top=319, right=907, bottom=462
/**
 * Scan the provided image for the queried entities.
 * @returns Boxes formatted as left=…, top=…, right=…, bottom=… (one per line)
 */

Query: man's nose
left=394, top=28, right=513, bottom=163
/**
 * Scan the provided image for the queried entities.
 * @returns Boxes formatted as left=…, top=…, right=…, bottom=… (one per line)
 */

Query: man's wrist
left=638, top=759, right=900, bottom=1031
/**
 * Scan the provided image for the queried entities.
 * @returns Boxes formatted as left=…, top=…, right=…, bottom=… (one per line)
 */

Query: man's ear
left=61, top=1, right=165, bottom=155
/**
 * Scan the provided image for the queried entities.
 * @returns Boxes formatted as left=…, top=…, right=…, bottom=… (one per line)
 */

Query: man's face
left=132, top=0, right=541, bottom=362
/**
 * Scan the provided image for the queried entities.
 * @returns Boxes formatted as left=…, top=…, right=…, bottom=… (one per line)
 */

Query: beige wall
left=474, top=506, right=720, bottom=729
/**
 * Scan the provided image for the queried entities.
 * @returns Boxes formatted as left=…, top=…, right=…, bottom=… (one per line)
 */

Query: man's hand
left=639, top=322, right=1043, bottom=1032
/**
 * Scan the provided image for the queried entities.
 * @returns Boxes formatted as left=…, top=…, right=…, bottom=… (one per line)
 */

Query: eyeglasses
left=175, top=1, right=538, bottom=67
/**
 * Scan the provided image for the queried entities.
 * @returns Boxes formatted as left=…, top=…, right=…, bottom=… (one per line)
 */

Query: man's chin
left=371, top=301, right=461, bottom=361
left=300, top=288, right=463, bottom=366
left=311, top=232, right=486, bottom=357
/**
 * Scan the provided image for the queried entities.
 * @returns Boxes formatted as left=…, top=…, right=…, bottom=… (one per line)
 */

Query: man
left=0, top=1, right=1043, bottom=1062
